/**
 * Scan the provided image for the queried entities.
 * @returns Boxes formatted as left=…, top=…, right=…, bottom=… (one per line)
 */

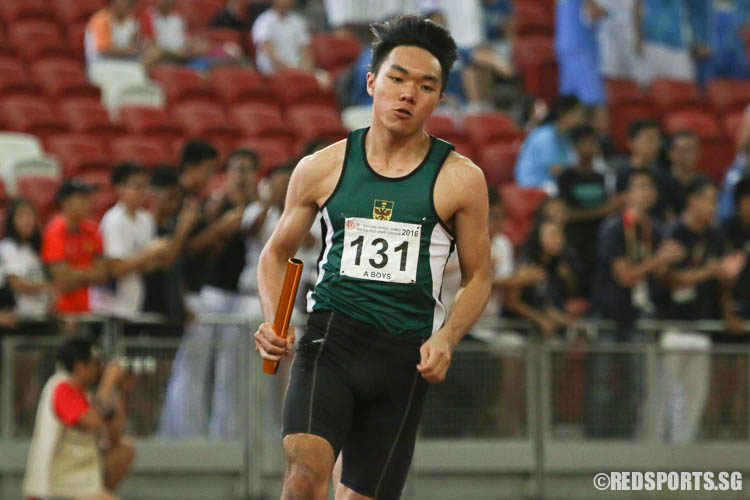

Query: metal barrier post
left=1, top=337, right=14, bottom=439
left=642, top=329, right=661, bottom=440
left=527, top=336, right=546, bottom=500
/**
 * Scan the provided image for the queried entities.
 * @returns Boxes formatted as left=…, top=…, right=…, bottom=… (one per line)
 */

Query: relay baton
left=262, top=258, right=304, bottom=375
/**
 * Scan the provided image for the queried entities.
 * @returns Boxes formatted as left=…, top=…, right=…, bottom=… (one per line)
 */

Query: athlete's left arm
left=417, top=157, right=492, bottom=383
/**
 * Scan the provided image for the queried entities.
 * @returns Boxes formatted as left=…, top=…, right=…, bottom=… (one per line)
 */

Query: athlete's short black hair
left=627, top=119, right=661, bottom=139
left=734, top=176, right=750, bottom=207
left=111, top=162, right=147, bottom=186
left=179, top=139, right=218, bottom=174
left=370, top=15, right=458, bottom=92
left=58, top=336, right=95, bottom=372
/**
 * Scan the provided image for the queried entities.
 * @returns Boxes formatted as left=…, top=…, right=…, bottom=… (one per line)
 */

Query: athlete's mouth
left=394, top=108, right=412, bottom=118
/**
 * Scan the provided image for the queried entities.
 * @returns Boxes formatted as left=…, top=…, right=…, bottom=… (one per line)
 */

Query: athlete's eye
left=421, top=85, right=435, bottom=92
left=389, top=76, right=403, bottom=83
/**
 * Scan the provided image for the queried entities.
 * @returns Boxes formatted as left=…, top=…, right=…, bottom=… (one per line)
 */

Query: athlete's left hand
left=417, top=334, right=454, bottom=383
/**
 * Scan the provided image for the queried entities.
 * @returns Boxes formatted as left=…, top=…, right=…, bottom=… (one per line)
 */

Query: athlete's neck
left=365, top=124, right=431, bottom=176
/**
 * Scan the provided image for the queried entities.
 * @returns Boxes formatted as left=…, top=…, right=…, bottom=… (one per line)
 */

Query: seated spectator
left=515, top=95, right=585, bottom=193
left=696, top=0, right=750, bottom=87
left=555, top=0, right=606, bottom=107
left=0, top=199, right=56, bottom=317
left=504, top=218, right=579, bottom=339
left=657, top=179, right=745, bottom=442
left=252, top=0, right=314, bottom=74
left=709, top=175, right=750, bottom=438
left=598, top=0, right=647, bottom=84
left=85, top=0, right=142, bottom=67
left=23, top=336, right=135, bottom=500
left=667, top=130, right=710, bottom=213
left=635, top=0, right=706, bottom=83
left=90, top=163, right=173, bottom=319
left=719, top=139, right=750, bottom=222
left=586, top=169, right=684, bottom=438
left=558, top=125, right=621, bottom=293
left=483, top=0, right=513, bottom=59
left=614, top=119, right=678, bottom=223
left=42, top=181, right=109, bottom=314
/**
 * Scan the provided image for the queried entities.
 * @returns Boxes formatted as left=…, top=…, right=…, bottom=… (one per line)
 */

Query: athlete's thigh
left=340, top=369, right=429, bottom=500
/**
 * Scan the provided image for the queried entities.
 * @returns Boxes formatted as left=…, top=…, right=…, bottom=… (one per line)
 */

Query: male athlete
left=254, top=15, right=492, bottom=500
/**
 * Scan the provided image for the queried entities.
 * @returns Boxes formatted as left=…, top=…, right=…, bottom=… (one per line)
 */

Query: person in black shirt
left=667, top=130, right=711, bottom=214
left=557, top=124, right=621, bottom=295
left=657, top=179, right=745, bottom=442
left=586, top=169, right=685, bottom=438
left=614, top=119, right=679, bottom=223
left=706, top=176, right=750, bottom=438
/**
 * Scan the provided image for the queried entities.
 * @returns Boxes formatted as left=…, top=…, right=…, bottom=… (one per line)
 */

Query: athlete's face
left=367, top=45, right=443, bottom=136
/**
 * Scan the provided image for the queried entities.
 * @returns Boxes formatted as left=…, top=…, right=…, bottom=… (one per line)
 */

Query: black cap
left=56, top=179, right=98, bottom=204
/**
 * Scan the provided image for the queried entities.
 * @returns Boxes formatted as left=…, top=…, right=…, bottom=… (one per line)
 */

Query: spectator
left=614, top=119, right=678, bottom=223
left=211, top=0, right=254, bottom=31
left=84, top=0, right=142, bottom=67
left=90, top=163, right=172, bottom=319
left=657, top=179, right=745, bottom=442
left=323, top=0, right=413, bottom=29
left=635, top=0, right=706, bottom=83
left=142, top=167, right=200, bottom=324
left=696, top=0, right=750, bottom=87
left=667, top=130, right=710, bottom=213
left=586, top=169, right=684, bottom=438
left=23, top=336, right=135, bottom=500
left=515, top=95, right=585, bottom=193
left=557, top=124, right=621, bottom=294
left=504, top=218, right=579, bottom=339
left=42, top=180, right=108, bottom=314
left=555, top=0, right=606, bottom=107
left=139, top=0, right=214, bottom=69
left=708, top=175, right=750, bottom=438
left=598, top=0, right=647, bottom=83
left=252, top=0, right=314, bottom=73
left=719, top=140, right=750, bottom=222
left=0, top=199, right=55, bottom=317
left=483, top=0, right=513, bottom=59
left=160, top=150, right=260, bottom=438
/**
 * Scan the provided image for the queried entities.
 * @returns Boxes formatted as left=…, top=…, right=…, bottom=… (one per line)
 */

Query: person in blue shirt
left=696, top=0, right=750, bottom=87
left=555, top=0, right=606, bottom=106
left=515, top=95, right=585, bottom=193
left=718, top=149, right=750, bottom=221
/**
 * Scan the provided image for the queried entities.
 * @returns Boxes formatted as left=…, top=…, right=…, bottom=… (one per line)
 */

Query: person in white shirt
left=84, top=0, right=142, bottom=67
left=252, top=0, right=313, bottom=73
left=91, top=163, right=172, bottom=318
left=139, top=0, right=212, bottom=68
left=0, top=198, right=56, bottom=317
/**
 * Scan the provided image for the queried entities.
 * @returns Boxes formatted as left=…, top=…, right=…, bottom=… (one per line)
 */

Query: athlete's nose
left=399, top=92, right=416, bottom=105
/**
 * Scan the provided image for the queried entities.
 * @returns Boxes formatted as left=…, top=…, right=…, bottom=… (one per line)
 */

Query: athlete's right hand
left=254, top=322, right=295, bottom=362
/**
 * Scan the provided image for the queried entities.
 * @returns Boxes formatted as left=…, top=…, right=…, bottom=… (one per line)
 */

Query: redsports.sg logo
left=593, top=472, right=743, bottom=492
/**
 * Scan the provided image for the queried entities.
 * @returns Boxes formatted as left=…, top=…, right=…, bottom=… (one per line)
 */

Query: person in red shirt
left=42, top=180, right=109, bottom=314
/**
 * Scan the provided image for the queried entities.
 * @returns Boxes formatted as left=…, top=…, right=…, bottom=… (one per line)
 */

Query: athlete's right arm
left=254, top=145, right=343, bottom=362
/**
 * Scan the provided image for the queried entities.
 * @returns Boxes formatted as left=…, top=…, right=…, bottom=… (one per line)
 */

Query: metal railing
left=2, top=314, right=750, bottom=499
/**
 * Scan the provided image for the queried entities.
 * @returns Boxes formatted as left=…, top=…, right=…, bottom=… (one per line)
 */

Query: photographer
left=23, top=337, right=135, bottom=500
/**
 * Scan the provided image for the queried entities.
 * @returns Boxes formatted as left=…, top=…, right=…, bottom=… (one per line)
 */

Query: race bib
left=340, top=217, right=421, bottom=284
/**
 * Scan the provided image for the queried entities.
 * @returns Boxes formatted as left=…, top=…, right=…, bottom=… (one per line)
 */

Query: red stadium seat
left=177, top=0, right=225, bottom=28
left=267, top=69, right=338, bottom=107
left=52, top=0, right=105, bottom=24
left=513, top=35, right=558, bottom=103
left=604, top=78, right=648, bottom=106
left=118, top=105, right=185, bottom=141
left=192, top=27, right=245, bottom=55
left=699, top=137, right=735, bottom=185
left=723, top=109, right=746, bottom=145
left=464, top=112, right=521, bottom=147
left=499, top=184, right=548, bottom=245
left=17, top=176, right=60, bottom=223
left=0, top=56, right=42, bottom=98
left=513, top=1, right=555, bottom=37
left=608, top=102, right=660, bottom=152
left=424, top=114, right=460, bottom=137
left=706, top=79, right=750, bottom=115
left=171, top=101, right=242, bottom=148
left=0, top=95, right=68, bottom=140
left=150, top=64, right=218, bottom=104
left=663, top=110, right=723, bottom=140
left=111, top=136, right=171, bottom=167
left=59, top=98, right=126, bottom=141
left=234, top=137, right=294, bottom=172
left=310, top=33, right=362, bottom=76
left=228, top=102, right=293, bottom=142
left=209, top=67, right=274, bottom=105
left=45, top=133, right=110, bottom=176
left=647, top=78, right=705, bottom=114
left=30, top=59, right=100, bottom=100
left=0, top=0, right=53, bottom=24
left=7, top=20, right=74, bottom=62
left=67, top=22, right=88, bottom=62
left=440, top=134, right=475, bottom=160
left=478, top=142, right=520, bottom=187
left=286, top=104, right=347, bottom=143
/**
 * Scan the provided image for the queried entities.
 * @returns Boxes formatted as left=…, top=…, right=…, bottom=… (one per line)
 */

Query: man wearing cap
left=42, top=180, right=109, bottom=314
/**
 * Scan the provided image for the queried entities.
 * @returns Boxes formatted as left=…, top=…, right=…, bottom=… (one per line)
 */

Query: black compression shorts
left=282, top=310, right=429, bottom=500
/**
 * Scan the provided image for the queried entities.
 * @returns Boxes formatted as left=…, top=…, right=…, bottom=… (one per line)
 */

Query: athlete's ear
left=366, top=72, right=375, bottom=97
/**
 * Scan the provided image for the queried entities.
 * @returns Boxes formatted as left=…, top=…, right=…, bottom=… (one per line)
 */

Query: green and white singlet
left=307, top=127, right=456, bottom=341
